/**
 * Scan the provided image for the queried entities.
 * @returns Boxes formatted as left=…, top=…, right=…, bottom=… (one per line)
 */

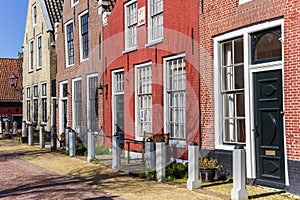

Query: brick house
left=102, top=0, right=199, bottom=157
left=55, top=0, right=105, bottom=142
left=199, top=0, right=300, bottom=194
left=0, top=58, right=23, bottom=130
left=22, top=0, right=63, bottom=132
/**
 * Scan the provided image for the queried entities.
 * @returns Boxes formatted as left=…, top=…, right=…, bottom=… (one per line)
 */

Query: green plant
left=199, top=157, right=221, bottom=169
left=95, top=145, right=111, bottom=155
left=166, top=162, right=188, bottom=180
left=76, top=143, right=87, bottom=156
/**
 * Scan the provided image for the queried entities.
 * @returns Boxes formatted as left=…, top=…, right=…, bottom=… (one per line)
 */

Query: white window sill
left=215, top=143, right=243, bottom=151
left=37, top=66, right=42, bottom=70
left=145, top=38, right=163, bottom=48
left=80, top=58, right=89, bottom=63
left=169, top=139, right=186, bottom=148
left=122, top=46, right=137, bottom=54
left=66, top=63, right=74, bottom=68
left=28, top=69, right=34, bottom=73
left=238, top=0, right=251, bottom=5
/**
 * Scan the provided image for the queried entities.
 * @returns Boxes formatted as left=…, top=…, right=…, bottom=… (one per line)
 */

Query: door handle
left=280, top=111, right=284, bottom=115
left=252, top=128, right=259, bottom=137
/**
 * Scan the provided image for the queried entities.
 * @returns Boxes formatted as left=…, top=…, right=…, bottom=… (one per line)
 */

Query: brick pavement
left=0, top=152, right=123, bottom=200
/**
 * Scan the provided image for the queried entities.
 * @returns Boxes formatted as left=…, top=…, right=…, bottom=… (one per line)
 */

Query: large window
left=26, top=87, right=30, bottom=122
left=37, top=35, right=42, bottom=68
left=41, top=83, right=47, bottom=124
left=165, top=55, right=186, bottom=140
left=125, top=1, right=137, bottom=50
left=220, top=38, right=245, bottom=144
left=29, top=40, right=34, bottom=71
left=135, top=63, right=152, bottom=138
left=73, top=79, right=82, bottom=130
left=88, top=76, right=99, bottom=131
left=79, top=12, right=89, bottom=61
left=65, top=22, right=74, bottom=66
left=33, top=85, right=38, bottom=123
left=148, top=0, right=163, bottom=43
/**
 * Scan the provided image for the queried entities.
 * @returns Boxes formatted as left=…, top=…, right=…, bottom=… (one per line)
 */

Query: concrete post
left=39, top=125, right=45, bottom=148
left=28, top=124, right=33, bottom=146
left=65, top=127, right=70, bottom=151
left=69, top=129, right=76, bottom=157
left=12, top=121, right=17, bottom=135
left=145, top=138, right=156, bottom=170
left=231, top=145, right=248, bottom=200
left=87, top=130, right=95, bottom=162
left=187, top=142, right=201, bottom=190
left=112, top=135, right=121, bottom=169
left=156, top=139, right=166, bottom=182
left=5, top=121, right=9, bottom=135
left=21, top=121, right=27, bottom=143
left=50, top=126, right=57, bottom=152
left=0, top=120, right=2, bottom=134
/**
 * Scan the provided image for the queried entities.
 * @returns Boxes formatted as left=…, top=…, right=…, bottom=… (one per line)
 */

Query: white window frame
left=71, top=0, right=79, bottom=7
left=78, top=10, right=89, bottom=62
left=37, top=35, right=42, bottom=69
left=41, top=82, right=47, bottom=124
left=214, top=18, right=286, bottom=182
left=32, top=84, right=38, bottom=123
left=239, top=0, right=251, bottom=5
left=135, top=62, right=152, bottom=140
left=163, top=53, right=186, bottom=148
left=59, top=81, right=68, bottom=134
left=32, top=4, right=37, bottom=26
left=124, top=0, right=138, bottom=53
left=146, top=0, right=163, bottom=47
left=65, top=20, right=74, bottom=67
left=26, top=86, right=31, bottom=122
left=72, top=77, right=82, bottom=130
left=87, top=74, right=99, bottom=132
left=29, top=40, right=34, bottom=72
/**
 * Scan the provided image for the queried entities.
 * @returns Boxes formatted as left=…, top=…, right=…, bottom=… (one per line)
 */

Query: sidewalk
left=0, top=139, right=298, bottom=200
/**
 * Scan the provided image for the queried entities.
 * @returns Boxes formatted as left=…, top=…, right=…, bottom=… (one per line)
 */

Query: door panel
left=253, top=69, right=285, bottom=189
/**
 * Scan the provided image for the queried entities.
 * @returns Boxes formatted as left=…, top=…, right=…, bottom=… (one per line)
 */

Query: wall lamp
left=9, top=74, right=23, bottom=94
left=98, top=83, right=108, bottom=99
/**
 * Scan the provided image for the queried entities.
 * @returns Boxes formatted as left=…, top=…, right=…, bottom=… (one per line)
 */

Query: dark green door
left=253, top=69, right=285, bottom=189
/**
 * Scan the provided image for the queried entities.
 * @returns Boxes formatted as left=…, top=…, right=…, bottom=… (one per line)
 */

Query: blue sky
left=0, top=0, right=28, bottom=58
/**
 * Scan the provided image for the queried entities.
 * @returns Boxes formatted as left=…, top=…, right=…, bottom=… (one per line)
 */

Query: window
left=33, top=85, right=38, bottom=123
left=73, top=79, right=82, bottom=130
left=135, top=63, right=152, bottom=138
left=71, top=0, right=79, bottom=7
left=32, top=4, right=37, bottom=26
left=148, top=0, right=163, bottom=44
left=41, top=83, right=47, bottom=124
left=125, top=1, right=137, bottom=51
left=220, top=38, right=245, bottom=144
left=65, top=21, right=74, bottom=66
left=26, top=87, right=30, bottom=122
left=164, top=55, right=186, bottom=141
left=37, top=35, right=42, bottom=68
left=29, top=40, right=34, bottom=71
left=87, top=76, right=98, bottom=131
left=79, top=12, right=89, bottom=61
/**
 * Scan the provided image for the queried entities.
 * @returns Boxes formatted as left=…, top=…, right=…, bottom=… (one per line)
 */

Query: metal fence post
left=112, top=135, right=121, bottom=169
left=156, top=139, right=166, bottom=182
left=187, top=142, right=201, bottom=190
left=87, top=130, right=95, bottom=162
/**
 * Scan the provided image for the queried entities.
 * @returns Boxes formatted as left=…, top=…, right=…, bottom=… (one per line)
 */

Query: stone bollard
left=65, top=127, right=70, bottom=151
left=69, top=129, right=76, bottom=157
left=112, top=135, right=121, bottom=169
left=39, top=125, right=45, bottom=148
left=87, top=130, right=95, bottom=162
left=187, top=142, right=201, bottom=190
left=231, top=144, right=248, bottom=200
left=145, top=138, right=156, bottom=170
left=21, top=121, right=27, bottom=143
left=28, top=124, right=33, bottom=146
left=50, top=126, right=57, bottom=152
left=156, top=139, right=166, bottom=182
left=12, top=121, right=17, bottom=135
left=5, top=121, right=9, bottom=135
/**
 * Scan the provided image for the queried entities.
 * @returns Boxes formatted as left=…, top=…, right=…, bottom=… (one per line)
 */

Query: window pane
left=223, top=94, right=235, bottom=118
left=234, top=38, right=244, bottom=64
left=222, top=42, right=232, bottom=66
left=224, top=119, right=235, bottom=142
left=237, top=119, right=245, bottom=143
left=234, top=65, right=244, bottom=89
left=236, top=93, right=245, bottom=117
left=221, top=66, right=233, bottom=91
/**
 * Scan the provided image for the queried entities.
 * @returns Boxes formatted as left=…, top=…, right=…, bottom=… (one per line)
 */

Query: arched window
left=251, top=27, right=282, bottom=64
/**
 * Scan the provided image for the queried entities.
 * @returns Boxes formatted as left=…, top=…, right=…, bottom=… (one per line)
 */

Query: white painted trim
left=124, top=0, right=137, bottom=51
left=64, top=20, right=74, bottom=67
left=59, top=80, right=68, bottom=134
left=78, top=10, right=89, bottom=62
left=36, top=34, right=42, bottom=69
left=71, top=0, right=79, bottom=7
left=147, top=0, right=163, bottom=44
left=111, top=69, right=124, bottom=136
left=238, top=0, right=251, bottom=5
left=86, top=73, right=98, bottom=131
left=72, top=77, right=82, bottom=130
left=213, top=18, right=285, bottom=181
left=29, top=39, right=34, bottom=72
left=134, top=61, right=152, bottom=140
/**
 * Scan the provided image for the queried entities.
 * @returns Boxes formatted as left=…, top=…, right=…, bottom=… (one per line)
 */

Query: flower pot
left=200, top=168, right=215, bottom=182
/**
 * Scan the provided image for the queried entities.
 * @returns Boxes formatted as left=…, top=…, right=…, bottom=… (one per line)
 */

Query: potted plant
left=199, top=157, right=221, bottom=182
